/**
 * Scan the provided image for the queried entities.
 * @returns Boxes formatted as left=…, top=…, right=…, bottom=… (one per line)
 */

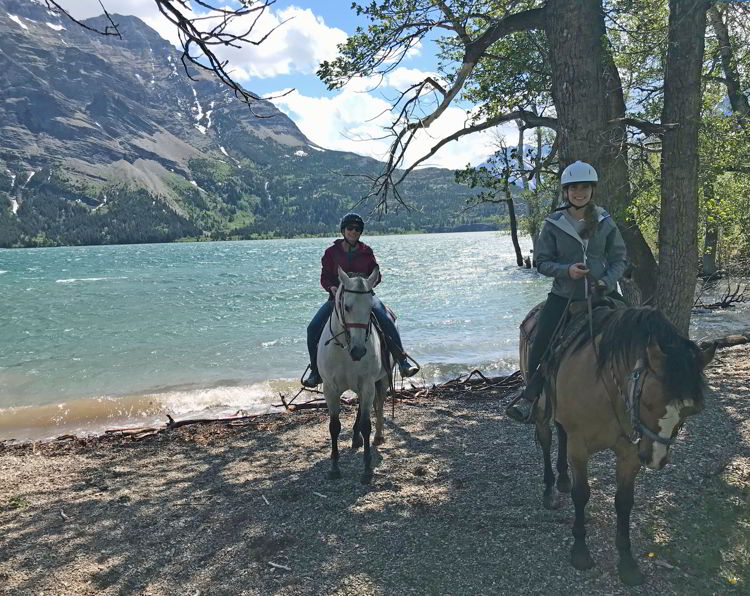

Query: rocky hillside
left=0, top=0, right=502, bottom=247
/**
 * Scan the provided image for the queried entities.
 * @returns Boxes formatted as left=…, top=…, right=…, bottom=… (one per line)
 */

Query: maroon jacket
left=320, top=239, right=381, bottom=298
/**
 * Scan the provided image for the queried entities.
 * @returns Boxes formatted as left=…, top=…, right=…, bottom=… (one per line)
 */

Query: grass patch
left=8, top=496, right=30, bottom=509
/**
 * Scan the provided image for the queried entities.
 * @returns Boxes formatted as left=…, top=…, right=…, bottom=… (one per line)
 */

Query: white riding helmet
left=561, top=161, right=598, bottom=185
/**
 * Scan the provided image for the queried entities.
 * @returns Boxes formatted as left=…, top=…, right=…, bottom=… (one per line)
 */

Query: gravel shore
left=1, top=344, right=748, bottom=595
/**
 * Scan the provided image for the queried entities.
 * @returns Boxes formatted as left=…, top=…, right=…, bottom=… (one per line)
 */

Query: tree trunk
left=601, top=38, right=658, bottom=304
left=545, top=0, right=610, bottom=173
left=528, top=127, right=544, bottom=265
left=657, top=0, right=708, bottom=334
left=545, top=0, right=656, bottom=304
left=708, top=5, right=750, bottom=119
left=507, top=198, right=523, bottom=266
left=504, top=173, right=524, bottom=266
left=514, top=122, right=529, bottom=267
left=702, top=183, right=719, bottom=277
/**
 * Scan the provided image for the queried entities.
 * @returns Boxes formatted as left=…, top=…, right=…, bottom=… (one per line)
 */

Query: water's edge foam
left=0, top=360, right=519, bottom=443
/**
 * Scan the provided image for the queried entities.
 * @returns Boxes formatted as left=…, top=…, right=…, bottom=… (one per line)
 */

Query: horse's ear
left=701, top=342, right=717, bottom=367
left=366, top=266, right=379, bottom=289
left=337, top=266, right=348, bottom=285
left=646, top=342, right=665, bottom=371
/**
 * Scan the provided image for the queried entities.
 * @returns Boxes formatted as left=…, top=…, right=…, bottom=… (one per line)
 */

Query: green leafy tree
left=318, top=0, right=747, bottom=331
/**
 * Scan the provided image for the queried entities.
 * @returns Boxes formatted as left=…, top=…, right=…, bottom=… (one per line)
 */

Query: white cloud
left=383, top=67, right=441, bottom=90
left=53, top=1, right=347, bottom=81
left=272, top=88, right=515, bottom=170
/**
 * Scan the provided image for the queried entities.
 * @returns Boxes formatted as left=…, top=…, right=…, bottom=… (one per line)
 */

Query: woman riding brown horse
left=521, top=305, right=716, bottom=585
left=507, top=160, right=627, bottom=423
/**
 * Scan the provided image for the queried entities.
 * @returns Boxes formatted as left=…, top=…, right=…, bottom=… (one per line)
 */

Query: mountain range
left=0, top=0, right=504, bottom=248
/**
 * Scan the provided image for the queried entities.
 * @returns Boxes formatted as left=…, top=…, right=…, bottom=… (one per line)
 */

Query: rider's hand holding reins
left=569, top=263, right=589, bottom=280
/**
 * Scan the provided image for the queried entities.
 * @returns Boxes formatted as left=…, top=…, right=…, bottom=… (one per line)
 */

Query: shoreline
left=2, top=329, right=748, bottom=452
left=0, top=370, right=521, bottom=451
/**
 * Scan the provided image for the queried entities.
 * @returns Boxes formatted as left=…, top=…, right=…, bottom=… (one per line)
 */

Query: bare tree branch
left=524, top=132, right=559, bottom=181
left=612, top=116, right=679, bottom=135
left=358, top=5, right=548, bottom=210
left=46, top=0, right=292, bottom=113
left=708, top=4, right=750, bottom=119
left=397, top=110, right=557, bottom=186
left=44, top=0, right=121, bottom=37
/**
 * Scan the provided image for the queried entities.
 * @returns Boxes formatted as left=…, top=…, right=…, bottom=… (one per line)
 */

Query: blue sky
left=55, top=1, right=507, bottom=168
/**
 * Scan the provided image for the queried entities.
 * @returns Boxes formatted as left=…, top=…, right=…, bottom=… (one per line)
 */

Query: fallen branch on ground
left=275, top=369, right=525, bottom=412
left=693, top=283, right=748, bottom=310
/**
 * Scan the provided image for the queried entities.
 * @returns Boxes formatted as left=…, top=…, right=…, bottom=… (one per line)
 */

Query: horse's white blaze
left=648, top=403, right=682, bottom=469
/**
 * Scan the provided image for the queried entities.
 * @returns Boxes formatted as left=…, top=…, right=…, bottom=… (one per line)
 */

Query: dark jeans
left=306, top=296, right=405, bottom=374
left=527, top=293, right=570, bottom=382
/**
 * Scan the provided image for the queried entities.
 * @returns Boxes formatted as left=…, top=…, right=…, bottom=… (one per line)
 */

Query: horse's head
left=636, top=340, right=716, bottom=470
left=596, top=308, right=718, bottom=471
left=336, top=266, right=379, bottom=361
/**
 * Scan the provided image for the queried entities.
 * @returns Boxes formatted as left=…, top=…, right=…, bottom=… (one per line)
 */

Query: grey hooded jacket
left=535, top=206, right=627, bottom=300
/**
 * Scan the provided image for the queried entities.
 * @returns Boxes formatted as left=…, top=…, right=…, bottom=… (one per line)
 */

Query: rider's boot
left=398, top=356, right=418, bottom=378
left=302, top=367, right=322, bottom=388
left=505, top=374, right=544, bottom=424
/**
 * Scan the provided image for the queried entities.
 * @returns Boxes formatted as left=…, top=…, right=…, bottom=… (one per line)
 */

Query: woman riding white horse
left=302, top=212, right=418, bottom=388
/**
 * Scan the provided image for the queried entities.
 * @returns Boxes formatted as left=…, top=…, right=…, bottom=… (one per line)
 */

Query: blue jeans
left=306, top=296, right=406, bottom=374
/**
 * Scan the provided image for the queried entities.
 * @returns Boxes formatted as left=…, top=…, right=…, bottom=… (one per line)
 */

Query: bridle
left=325, top=285, right=373, bottom=350
left=608, top=356, right=678, bottom=447
left=578, top=305, right=677, bottom=448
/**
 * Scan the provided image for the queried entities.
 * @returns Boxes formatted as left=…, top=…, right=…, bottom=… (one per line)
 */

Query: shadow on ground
left=0, top=348, right=747, bottom=595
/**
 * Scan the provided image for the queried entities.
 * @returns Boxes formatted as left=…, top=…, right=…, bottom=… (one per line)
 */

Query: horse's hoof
left=618, top=558, right=644, bottom=586
left=351, top=436, right=363, bottom=450
left=373, top=436, right=385, bottom=446
left=571, top=545, right=595, bottom=570
left=360, top=470, right=373, bottom=485
left=543, top=490, right=560, bottom=510
left=328, top=468, right=342, bottom=481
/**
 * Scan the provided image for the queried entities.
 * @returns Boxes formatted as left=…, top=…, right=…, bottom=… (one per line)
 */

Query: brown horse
left=520, top=305, right=716, bottom=585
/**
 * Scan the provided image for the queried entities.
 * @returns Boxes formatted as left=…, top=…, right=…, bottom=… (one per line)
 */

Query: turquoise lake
left=1, top=232, right=747, bottom=441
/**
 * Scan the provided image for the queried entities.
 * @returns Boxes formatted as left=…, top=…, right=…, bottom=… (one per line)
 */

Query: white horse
left=318, top=266, right=390, bottom=484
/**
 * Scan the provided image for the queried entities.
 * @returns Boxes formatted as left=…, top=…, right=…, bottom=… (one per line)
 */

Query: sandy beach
left=0, top=342, right=748, bottom=595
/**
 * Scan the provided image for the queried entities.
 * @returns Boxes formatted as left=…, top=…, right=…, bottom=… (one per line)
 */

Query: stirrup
left=397, top=355, right=419, bottom=378
left=302, top=371, right=322, bottom=388
left=505, top=399, right=535, bottom=424
left=399, top=362, right=418, bottom=378
left=505, top=386, right=537, bottom=424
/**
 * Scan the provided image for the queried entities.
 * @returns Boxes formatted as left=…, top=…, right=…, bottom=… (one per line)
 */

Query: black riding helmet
left=340, top=212, right=364, bottom=233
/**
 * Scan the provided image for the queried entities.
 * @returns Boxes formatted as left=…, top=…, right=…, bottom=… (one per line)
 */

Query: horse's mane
left=595, top=307, right=706, bottom=402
